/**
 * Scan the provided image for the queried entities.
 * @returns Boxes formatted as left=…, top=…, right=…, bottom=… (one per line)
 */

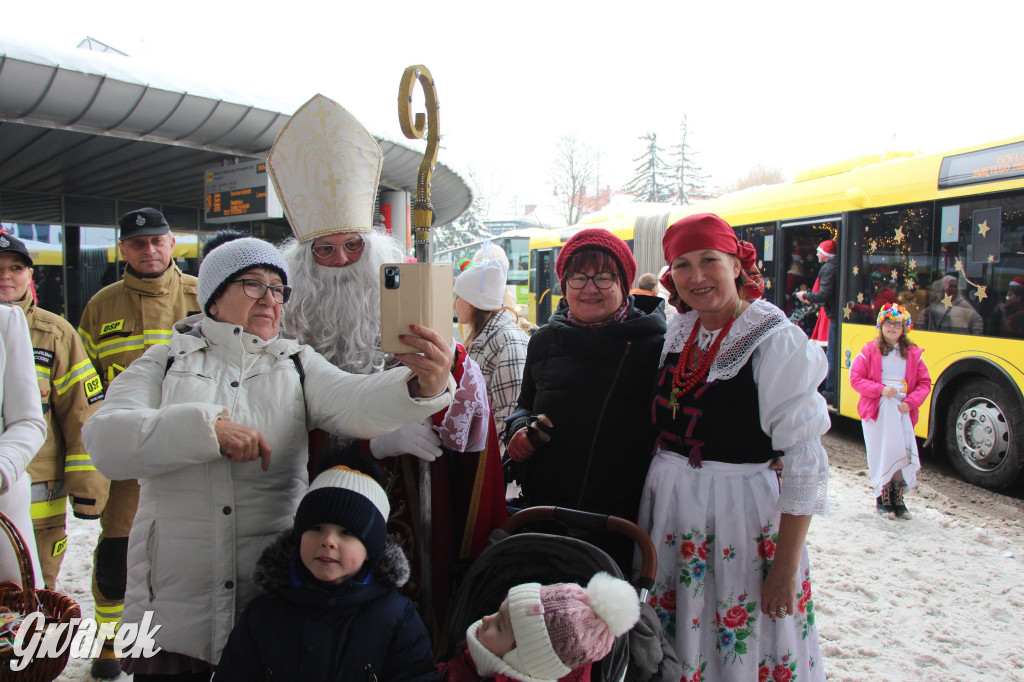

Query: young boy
left=214, top=465, right=436, bottom=681
left=439, top=572, right=641, bottom=682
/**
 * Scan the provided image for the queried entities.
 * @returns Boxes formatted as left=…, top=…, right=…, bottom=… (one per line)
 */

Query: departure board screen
left=204, top=161, right=277, bottom=223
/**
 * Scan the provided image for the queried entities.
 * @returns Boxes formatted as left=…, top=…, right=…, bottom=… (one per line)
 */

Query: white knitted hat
left=454, top=259, right=508, bottom=311
left=198, top=237, right=289, bottom=314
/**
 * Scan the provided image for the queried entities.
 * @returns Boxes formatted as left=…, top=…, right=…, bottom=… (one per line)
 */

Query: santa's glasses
left=311, top=238, right=365, bottom=259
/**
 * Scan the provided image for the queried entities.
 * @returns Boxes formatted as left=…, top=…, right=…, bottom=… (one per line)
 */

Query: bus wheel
left=945, top=378, right=1024, bottom=490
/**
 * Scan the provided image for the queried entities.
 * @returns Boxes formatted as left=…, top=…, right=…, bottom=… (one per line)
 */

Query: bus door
left=779, top=217, right=842, bottom=398
left=532, top=247, right=558, bottom=325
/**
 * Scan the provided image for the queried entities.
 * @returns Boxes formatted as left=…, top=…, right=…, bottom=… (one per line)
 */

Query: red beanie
left=556, top=228, right=637, bottom=290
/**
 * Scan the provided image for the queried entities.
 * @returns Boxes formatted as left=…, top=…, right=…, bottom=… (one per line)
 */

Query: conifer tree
left=622, top=133, right=674, bottom=203
left=670, top=115, right=714, bottom=204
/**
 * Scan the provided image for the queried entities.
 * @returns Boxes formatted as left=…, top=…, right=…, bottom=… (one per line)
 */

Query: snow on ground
left=52, top=428, right=1024, bottom=680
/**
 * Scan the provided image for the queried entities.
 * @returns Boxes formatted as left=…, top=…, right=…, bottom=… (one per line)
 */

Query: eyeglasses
left=565, top=272, right=618, bottom=290
left=311, top=238, right=364, bottom=259
left=881, top=320, right=904, bottom=328
left=230, top=279, right=292, bottom=304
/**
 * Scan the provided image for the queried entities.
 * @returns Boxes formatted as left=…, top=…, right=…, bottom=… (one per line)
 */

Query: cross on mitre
left=267, top=94, right=383, bottom=242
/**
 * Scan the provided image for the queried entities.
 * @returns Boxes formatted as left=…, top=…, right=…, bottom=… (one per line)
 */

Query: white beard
left=281, top=231, right=405, bottom=375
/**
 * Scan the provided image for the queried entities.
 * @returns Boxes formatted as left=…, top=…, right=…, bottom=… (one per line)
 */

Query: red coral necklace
left=669, top=301, right=743, bottom=418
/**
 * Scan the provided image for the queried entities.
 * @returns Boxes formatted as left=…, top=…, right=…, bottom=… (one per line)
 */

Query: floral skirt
left=637, top=450, right=825, bottom=682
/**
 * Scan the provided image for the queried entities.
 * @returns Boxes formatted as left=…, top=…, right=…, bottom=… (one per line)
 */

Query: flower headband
left=876, top=303, right=913, bottom=330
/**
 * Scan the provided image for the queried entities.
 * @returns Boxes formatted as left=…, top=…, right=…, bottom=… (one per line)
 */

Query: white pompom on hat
left=454, top=259, right=508, bottom=312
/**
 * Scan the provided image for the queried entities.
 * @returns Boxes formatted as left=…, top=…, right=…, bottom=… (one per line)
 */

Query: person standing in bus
left=996, top=277, right=1024, bottom=337
left=77, top=207, right=200, bottom=680
left=454, top=258, right=529, bottom=426
left=796, top=239, right=838, bottom=404
left=849, top=304, right=931, bottom=518
left=0, top=233, right=107, bottom=590
left=642, top=213, right=828, bottom=682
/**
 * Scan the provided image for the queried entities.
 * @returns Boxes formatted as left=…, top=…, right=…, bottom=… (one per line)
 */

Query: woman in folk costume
left=849, top=304, right=931, bottom=518
left=266, top=94, right=507, bottom=646
left=640, top=213, right=829, bottom=681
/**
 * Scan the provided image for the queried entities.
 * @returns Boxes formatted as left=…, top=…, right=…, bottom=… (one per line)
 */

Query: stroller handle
left=500, top=506, right=656, bottom=592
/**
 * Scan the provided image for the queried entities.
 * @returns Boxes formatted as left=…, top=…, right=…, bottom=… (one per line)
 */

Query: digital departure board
left=938, top=141, right=1024, bottom=189
left=204, top=160, right=282, bottom=223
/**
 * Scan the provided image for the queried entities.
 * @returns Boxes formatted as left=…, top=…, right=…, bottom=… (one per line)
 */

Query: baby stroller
left=446, top=506, right=657, bottom=682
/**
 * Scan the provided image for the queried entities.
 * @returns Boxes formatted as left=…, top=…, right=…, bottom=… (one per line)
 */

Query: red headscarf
left=660, top=213, right=764, bottom=312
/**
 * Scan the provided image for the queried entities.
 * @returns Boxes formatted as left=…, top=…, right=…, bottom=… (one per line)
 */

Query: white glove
left=370, top=419, right=443, bottom=462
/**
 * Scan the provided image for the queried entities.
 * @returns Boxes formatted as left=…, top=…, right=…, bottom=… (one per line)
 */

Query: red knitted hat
left=556, top=228, right=637, bottom=290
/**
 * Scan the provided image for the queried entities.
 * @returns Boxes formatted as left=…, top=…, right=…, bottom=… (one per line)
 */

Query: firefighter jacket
left=78, top=264, right=200, bottom=389
left=77, top=264, right=199, bottom=516
left=12, top=295, right=106, bottom=521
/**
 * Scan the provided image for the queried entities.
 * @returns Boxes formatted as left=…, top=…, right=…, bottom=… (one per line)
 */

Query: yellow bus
left=528, top=136, right=1024, bottom=491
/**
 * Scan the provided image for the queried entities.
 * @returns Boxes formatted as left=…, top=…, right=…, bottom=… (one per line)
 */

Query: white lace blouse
left=661, top=299, right=831, bottom=515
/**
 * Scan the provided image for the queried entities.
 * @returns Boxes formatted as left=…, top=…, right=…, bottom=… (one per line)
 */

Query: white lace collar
left=661, top=299, right=791, bottom=384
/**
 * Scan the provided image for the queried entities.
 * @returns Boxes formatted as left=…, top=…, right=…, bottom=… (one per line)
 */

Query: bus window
left=846, top=206, right=934, bottom=329
left=738, top=224, right=776, bottom=307
left=937, top=192, right=1024, bottom=338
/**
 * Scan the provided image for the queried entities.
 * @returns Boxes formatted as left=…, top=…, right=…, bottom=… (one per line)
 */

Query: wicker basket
left=0, top=511, right=81, bottom=681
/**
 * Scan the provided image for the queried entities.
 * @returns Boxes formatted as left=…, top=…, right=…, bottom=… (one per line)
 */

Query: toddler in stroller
left=441, top=507, right=681, bottom=682
left=439, top=572, right=639, bottom=681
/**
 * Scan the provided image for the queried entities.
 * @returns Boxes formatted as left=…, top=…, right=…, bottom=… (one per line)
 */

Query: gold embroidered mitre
left=267, top=94, right=383, bottom=241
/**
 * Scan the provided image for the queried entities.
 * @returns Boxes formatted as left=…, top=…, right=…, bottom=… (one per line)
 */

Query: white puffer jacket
left=83, top=315, right=454, bottom=664
left=0, top=304, right=46, bottom=587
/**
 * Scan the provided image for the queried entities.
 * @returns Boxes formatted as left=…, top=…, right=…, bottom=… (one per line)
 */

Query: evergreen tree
left=431, top=178, right=493, bottom=253
left=622, top=133, right=674, bottom=203
left=670, top=115, right=714, bottom=204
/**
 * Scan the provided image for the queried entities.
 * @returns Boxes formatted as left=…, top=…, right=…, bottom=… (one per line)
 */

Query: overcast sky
left=4, top=0, right=1022, bottom=219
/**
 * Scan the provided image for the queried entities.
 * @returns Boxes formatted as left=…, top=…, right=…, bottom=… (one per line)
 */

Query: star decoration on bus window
left=978, top=220, right=991, bottom=237
left=894, top=226, right=905, bottom=243
left=988, top=254, right=995, bottom=263
left=765, top=280, right=772, bottom=290
left=946, top=224, right=956, bottom=238
left=853, top=265, right=860, bottom=275
left=909, top=258, right=917, bottom=270
left=843, top=303, right=853, bottom=319
left=857, top=292, right=865, bottom=303
left=868, top=239, right=877, bottom=253
left=975, top=285, right=988, bottom=301
left=954, top=258, right=964, bottom=272
left=942, top=293, right=953, bottom=310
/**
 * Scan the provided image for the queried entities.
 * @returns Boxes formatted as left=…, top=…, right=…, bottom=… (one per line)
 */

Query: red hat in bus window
left=1010, top=276, right=1024, bottom=290
left=555, top=228, right=636, bottom=293
left=816, top=239, right=837, bottom=258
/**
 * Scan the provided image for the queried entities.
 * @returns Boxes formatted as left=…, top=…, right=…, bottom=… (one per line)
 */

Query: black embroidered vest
left=652, top=352, right=779, bottom=467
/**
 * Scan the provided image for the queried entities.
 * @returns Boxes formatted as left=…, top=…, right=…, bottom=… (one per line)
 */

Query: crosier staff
left=398, top=63, right=441, bottom=641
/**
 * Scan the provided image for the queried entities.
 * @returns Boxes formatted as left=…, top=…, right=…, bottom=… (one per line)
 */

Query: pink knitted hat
left=501, top=572, right=640, bottom=680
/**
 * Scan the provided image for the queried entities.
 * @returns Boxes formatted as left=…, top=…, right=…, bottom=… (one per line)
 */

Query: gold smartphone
left=380, top=262, right=454, bottom=354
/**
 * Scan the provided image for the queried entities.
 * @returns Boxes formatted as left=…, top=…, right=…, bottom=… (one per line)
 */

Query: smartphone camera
left=384, top=266, right=401, bottom=290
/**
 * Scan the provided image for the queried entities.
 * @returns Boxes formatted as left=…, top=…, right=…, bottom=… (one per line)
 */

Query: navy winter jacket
left=214, top=533, right=437, bottom=682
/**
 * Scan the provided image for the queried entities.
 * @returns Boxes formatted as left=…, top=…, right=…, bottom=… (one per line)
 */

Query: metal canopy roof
left=0, top=39, right=472, bottom=225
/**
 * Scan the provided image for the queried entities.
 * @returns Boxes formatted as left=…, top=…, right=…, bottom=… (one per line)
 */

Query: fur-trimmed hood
left=253, top=530, right=411, bottom=596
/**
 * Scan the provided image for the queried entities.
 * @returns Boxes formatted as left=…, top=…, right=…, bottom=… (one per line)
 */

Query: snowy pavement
left=53, top=422, right=1024, bottom=680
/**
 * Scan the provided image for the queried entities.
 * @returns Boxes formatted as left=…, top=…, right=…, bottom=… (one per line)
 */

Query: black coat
left=506, top=294, right=666, bottom=521
left=214, top=533, right=437, bottom=682
left=802, top=257, right=838, bottom=318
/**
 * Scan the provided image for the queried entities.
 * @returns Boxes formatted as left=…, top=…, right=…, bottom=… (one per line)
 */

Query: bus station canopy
left=0, top=38, right=472, bottom=225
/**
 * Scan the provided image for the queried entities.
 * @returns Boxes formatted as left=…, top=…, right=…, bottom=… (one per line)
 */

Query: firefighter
left=77, top=208, right=199, bottom=680
left=0, top=232, right=107, bottom=590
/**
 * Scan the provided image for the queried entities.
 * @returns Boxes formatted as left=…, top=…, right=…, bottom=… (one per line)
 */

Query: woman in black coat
left=504, top=228, right=666, bottom=572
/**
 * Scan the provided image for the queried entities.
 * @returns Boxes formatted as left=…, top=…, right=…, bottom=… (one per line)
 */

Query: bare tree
left=727, top=164, right=785, bottom=193
left=551, top=135, right=598, bottom=226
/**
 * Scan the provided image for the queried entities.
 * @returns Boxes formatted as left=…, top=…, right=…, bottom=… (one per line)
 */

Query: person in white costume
left=0, top=302, right=46, bottom=587
left=849, top=303, right=931, bottom=518
left=639, top=213, right=829, bottom=681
